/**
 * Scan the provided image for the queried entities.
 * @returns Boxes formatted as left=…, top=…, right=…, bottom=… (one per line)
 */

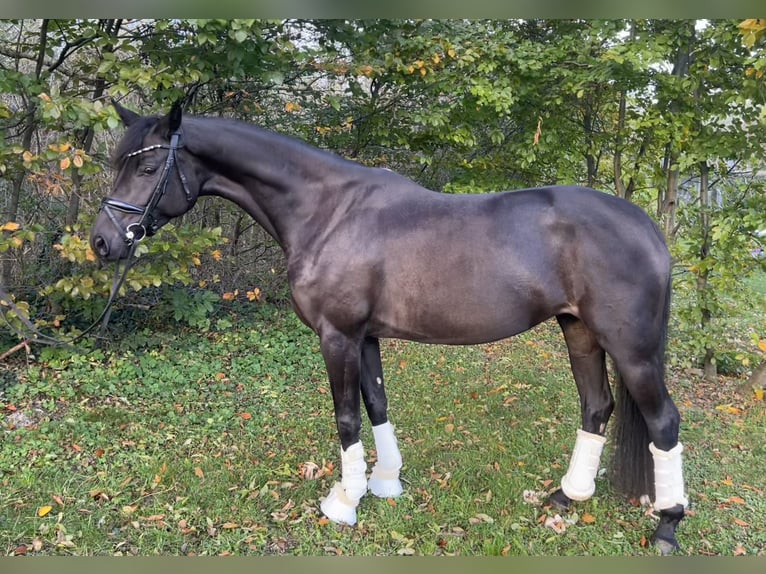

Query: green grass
left=1, top=304, right=764, bottom=556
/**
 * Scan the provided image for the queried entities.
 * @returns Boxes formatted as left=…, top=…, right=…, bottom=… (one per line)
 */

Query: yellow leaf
left=1, top=221, right=20, bottom=231
left=37, top=505, right=53, bottom=517
left=73, top=155, right=84, bottom=168
left=247, top=287, right=261, bottom=302
left=754, top=388, right=764, bottom=401
left=211, top=249, right=222, bottom=261
left=581, top=512, right=597, bottom=524
left=758, top=339, right=766, bottom=352
left=39, top=93, right=51, bottom=102
left=22, top=151, right=34, bottom=163
left=60, top=157, right=71, bottom=170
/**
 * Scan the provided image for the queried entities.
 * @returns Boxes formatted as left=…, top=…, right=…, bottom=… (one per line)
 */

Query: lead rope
left=0, top=240, right=138, bottom=351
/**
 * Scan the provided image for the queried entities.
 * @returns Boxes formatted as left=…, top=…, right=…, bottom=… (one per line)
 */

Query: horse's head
left=90, top=101, right=198, bottom=261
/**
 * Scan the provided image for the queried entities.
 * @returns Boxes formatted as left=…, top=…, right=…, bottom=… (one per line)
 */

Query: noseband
left=100, top=130, right=193, bottom=246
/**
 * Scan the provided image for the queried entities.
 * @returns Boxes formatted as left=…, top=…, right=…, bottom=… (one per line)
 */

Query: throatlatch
left=649, top=442, right=689, bottom=511
left=560, top=429, right=606, bottom=501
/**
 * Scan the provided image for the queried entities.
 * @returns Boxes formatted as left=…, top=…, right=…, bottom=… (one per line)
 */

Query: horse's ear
left=164, top=100, right=183, bottom=136
left=111, top=99, right=141, bottom=127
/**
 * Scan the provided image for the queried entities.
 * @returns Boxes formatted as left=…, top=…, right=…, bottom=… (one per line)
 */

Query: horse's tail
left=610, top=272, right=672, bottom=500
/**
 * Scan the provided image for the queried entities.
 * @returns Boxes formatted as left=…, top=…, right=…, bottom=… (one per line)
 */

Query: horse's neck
left=191, top=119, right=345, bottom=253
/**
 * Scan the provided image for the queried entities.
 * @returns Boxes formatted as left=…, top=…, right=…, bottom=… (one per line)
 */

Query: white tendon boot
left=320, top=441, right=367, bottom=525
left=649, top=442, right=689, bottom=511
left=368, top=421, right=404, bottom=498
left=560, top=429, right=606, bottom=501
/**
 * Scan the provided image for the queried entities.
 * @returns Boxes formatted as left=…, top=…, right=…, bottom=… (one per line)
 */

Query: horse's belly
left=369, top=284, right=552, bottom=345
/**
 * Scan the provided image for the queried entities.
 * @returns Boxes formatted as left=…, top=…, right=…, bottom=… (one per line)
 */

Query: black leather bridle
left=99, top=130, right=193, bottom=246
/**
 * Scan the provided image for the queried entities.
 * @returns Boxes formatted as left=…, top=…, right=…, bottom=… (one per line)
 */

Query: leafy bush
left=1, top=219, right=227, bottom=344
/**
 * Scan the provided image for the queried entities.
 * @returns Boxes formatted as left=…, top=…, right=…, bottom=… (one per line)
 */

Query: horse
left=89, top=101, right=688, bottom=554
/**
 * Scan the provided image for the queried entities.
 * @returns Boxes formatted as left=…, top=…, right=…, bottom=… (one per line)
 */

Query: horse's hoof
left=368, top=476, right=403, bottom=498
left=545, top=488, right=571, bottom=511
left=652, top=535, right=680, bottom=556
left=320, top=484, right=358, bottom=526
left=651, top=504, right=685, bottom=555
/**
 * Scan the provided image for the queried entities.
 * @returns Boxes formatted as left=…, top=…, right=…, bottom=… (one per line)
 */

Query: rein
left=0, top=131, right=192, bottom=351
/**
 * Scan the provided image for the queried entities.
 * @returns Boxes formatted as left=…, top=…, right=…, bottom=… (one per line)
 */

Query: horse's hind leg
left=547, top=314, right=614, bottom=510
left=360, top=337, right=403, bottom=498
left=611, top=349, right=687, bottom=554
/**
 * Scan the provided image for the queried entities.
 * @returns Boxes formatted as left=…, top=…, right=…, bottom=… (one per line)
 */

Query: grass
left=1, top=303, right=765, bottom=556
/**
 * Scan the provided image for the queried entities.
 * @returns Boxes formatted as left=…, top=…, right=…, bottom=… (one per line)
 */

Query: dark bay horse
left=90, top=102, right=688, bottom=553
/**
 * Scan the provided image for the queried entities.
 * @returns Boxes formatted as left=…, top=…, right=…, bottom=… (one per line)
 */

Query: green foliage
left=1, top=18, right=764, bottom=372
left=160, top=288, right=220, bottom=330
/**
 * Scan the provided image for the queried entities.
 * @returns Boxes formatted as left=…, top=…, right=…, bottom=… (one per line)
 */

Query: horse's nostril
left=93, top=235, right=109, bottom=258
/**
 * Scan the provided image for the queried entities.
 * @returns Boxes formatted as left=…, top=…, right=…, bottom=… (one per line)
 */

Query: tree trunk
left=659, top=20, right=695, bottom=239
left=2, top=19, right=48, bottom=288
left=65, top=19, right=123, bottom=228
left=697, top=160, right=717, bottom=382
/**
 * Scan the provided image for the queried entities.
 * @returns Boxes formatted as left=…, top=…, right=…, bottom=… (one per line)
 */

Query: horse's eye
left=142, top=166, right=157, bottom=175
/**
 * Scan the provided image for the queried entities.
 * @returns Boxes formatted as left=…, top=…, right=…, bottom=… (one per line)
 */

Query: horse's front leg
left=318, top=328, right=368, bottom=525
left=360, top=337, right=403, bottom=498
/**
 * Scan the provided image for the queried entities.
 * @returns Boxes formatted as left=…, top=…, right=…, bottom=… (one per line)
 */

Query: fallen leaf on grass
left=733, top=518, right=749, bottom=527
left=715, top=404, right=742, bottom=415
left=581, top=513, right=597, bottom=524
left=522, top=490, right=544, bottom=505
left=544, top=514, right=568, bottom=534
left=733, top=544, right=747, bottom=556
left=194, top=466, right=205, bottom=479
left=37, top=505, right=53, bottom=517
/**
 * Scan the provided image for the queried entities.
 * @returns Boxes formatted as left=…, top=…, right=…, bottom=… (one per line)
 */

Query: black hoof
left=545, top=488, right=572, bottom=511
left=651, top=504, right=685, bottom=555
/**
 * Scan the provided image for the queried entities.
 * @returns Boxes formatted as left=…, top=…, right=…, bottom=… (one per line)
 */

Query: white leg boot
left=649, top=442, right=689, bottom=510
left=560, top=429, right=606, bottom=501
left=320, top=441, right=367, bottom=525
left=368, top=421, right=404, bottom=498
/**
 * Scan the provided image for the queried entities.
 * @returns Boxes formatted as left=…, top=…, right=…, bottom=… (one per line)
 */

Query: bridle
left=99, top=130, right=193, bottom=246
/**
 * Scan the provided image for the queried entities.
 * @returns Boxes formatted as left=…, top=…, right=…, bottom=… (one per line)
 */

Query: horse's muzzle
left=90, top=231, right=132, bottom=261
